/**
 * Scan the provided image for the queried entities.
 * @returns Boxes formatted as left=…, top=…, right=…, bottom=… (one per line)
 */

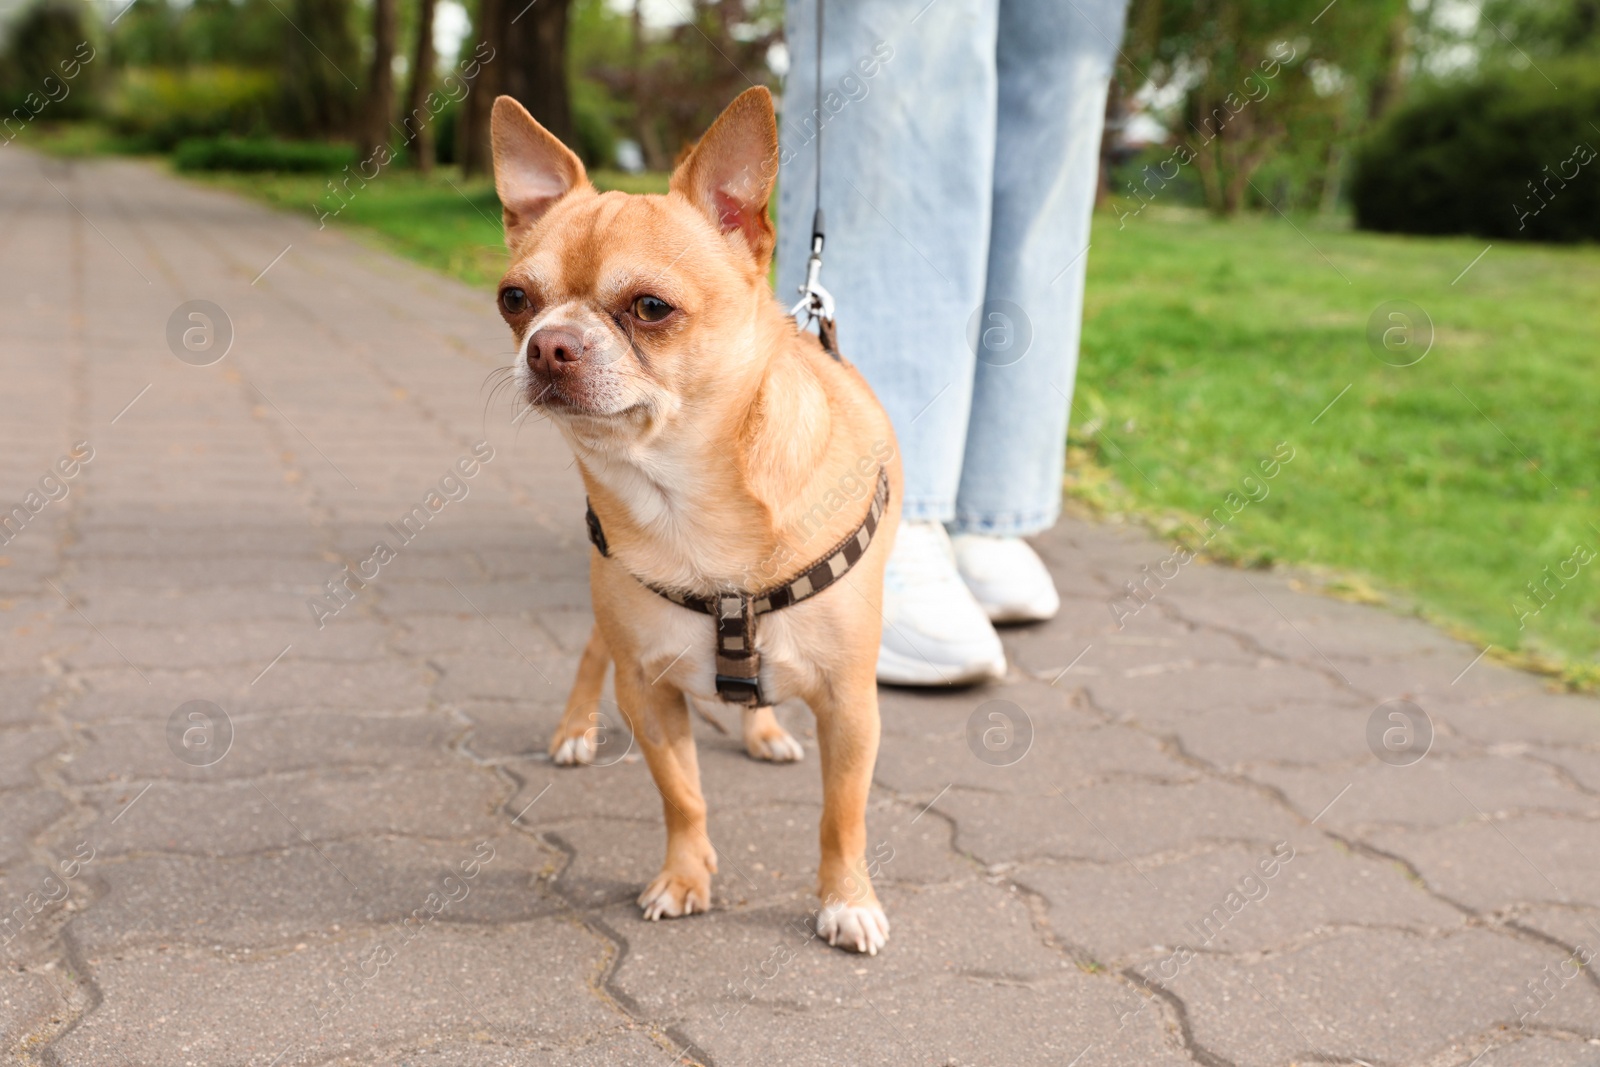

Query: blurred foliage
left=1350, top=60, right=1600, bottom=242
left=1120, top=0, right=1410, bottom=215
left=1480, top=0, right=1600, bottom=58
left=107, top=65, right=277, bottom=147
left=173, top=133, right=356, bottom=170
left=579, top=0, right=781, bottom=170
left=0, top=0, right=100, bottom=119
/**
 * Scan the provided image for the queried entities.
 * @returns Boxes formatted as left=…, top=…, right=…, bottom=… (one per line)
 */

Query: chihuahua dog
left=491, top=88, right=901, bottom=954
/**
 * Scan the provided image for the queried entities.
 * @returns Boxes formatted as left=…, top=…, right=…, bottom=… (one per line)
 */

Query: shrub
left=107, top=65, right=276, bottom=149
left=0, top=0, right=100, bottom=122
left=172, top=135, right=355, bottom=172
left=1351, top=63, right=1600, bottom=242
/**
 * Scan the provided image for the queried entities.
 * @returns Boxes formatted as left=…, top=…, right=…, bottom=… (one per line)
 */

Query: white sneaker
left=951, top=534, right=1061, bottom=623
left=877, top=521, right=1007, bottom=686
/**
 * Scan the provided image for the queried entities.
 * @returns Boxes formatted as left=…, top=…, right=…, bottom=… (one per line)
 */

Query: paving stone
left=1253, top=755, right=1598, bottom=832
left=609, top=879, right=1066, bottom=1024
left=1533, top=746, right=1600, bottom=793
left=0, top=965, right=66, bottom=1055
left=63, top=709, right=461, bottom=784
left=69, top=833, right=558, bottom=953
left=675, top=970, right=1192, bottom=1067
left=875, top=718, right=1195, bottom=797
left=0, top=790, right=71, bottom=868
left=1137, top=698, right=1377, bottom=769
left=427, top=651, right=569, bottom=703
left=47, top=919, right=620, bottom=1066
left=86, top=766, right=503, bottom=857
left=1016, top=834, right=1463, bottom=966
left=1469, top=1037, right=1600, bottom=1066
left=1164, top=927, right=1600, bottom=1067
left=936, top=777, right=1302, bottom=867
left=1084, top=658, right=1358, bottom=721
left=341, top=1032, right=678, bottom=1067
left=57, top=620, right=386, bottom=672
left=1368, top=815, right=1600, bottom=911
left=0, top=727, right=65, bottom=789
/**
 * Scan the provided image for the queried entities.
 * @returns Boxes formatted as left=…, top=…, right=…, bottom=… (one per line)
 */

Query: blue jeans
left=777, top=0, right=1129, bottom=536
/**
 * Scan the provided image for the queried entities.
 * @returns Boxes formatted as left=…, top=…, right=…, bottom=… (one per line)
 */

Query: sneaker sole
left=876, top=643, right=1006, bottom=687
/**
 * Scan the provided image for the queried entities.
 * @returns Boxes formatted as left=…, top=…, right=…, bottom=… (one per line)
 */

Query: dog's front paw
left=638, top=867, right=712, bottom=920
left=816, top=902, right=890, bottom=955
left=548, top=728, right=596, bottom=766
left=742, top=707, right=804, bottom=763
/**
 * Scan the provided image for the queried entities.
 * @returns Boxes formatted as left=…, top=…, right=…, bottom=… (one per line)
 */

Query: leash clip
left=788, top=210, right=835, bottom=328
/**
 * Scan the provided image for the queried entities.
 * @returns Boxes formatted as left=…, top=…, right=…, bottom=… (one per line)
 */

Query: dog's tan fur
left=491, top=88, right=900, bottom=953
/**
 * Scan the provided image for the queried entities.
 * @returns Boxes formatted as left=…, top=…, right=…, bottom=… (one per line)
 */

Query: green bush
left=107, top=65, right=276, bottom=149
left=1351, top=63, right=1600, bottom=242
left=173, top=135, right=355, bottom=172
left=0, top=0, right=100, bottom=122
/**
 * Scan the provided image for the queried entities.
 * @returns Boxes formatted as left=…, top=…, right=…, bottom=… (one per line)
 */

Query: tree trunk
left=404, top=0, right=437, bottom=171
left=359, top=0, right=398, bottom=161
left=500, top=0, right=575, bottom=150
left=458, top=0, right=504, bottom=177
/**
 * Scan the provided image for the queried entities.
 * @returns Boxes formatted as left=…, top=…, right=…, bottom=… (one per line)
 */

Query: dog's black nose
left=528, top=326, right=583, bottom=367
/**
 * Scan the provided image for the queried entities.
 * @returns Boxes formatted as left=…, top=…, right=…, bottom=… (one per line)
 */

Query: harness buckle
left=714, top=674, right=764, bottom=706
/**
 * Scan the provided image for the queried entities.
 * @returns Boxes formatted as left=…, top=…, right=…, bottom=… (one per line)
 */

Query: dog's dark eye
left=631, top=295, right=673, bottom=323
left=500, top=287, right=529, bottom=314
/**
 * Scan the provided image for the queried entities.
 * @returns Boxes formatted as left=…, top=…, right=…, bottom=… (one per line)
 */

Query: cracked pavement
left=3, top=149, right=1600, bottom=1067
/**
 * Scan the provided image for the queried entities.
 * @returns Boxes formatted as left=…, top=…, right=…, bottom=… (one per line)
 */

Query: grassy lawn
left=1078, top=206, right=1599, bottom=682
left=67, top=139, right=1590, bottom=683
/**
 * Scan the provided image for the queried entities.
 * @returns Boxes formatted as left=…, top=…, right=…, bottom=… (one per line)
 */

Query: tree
left=588, top=0, right=780, bottom=171
left=1118, top=0, right=1412, bottom=215
left=458, top=0, right=505, bottom=175
left=499, top=0, right=576, bottom=148
left=358, top=0, right=398, bottom=160
left=404, top=0, right=437, bottom=170
left=279, top=0, right=360, bottom=138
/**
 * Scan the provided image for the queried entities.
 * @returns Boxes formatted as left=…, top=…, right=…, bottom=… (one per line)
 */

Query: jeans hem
left=948, top=505, right=1060, bottom=538
left=900, top=498, right=957, bottom=525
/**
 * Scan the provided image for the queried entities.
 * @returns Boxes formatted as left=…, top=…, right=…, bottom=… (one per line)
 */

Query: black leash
left=788, top=0, right=839, bottom=359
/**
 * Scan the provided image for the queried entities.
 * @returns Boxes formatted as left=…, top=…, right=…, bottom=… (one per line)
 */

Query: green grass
left=155, top=152, right=1599, bottom=681
left=1077, top=204, right=1600, bottom=681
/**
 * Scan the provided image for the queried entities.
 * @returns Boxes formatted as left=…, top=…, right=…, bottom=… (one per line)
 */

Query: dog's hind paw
left=745, top=727, right=804, bottom=763
left=816, top=902, right=890, bottom=955
left=638, top=869, right=712, bottom=920
left=549, top=731, right=595, bottom=766
left=742, top=707, right=804, bottom=763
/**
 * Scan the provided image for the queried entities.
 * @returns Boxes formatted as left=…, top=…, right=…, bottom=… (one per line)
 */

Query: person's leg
left=953, top=0, right=1129, bottom=536
left=776, top=0, right=998, bottom=525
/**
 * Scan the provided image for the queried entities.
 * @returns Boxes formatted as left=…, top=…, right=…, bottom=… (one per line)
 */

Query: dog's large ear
left=491, top=95, right=588, bottom=249
left=670, top=87, right=779, bottom=268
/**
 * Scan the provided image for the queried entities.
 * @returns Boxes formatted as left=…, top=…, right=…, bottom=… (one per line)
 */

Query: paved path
left=3, top=148, right=1600, bottom=1067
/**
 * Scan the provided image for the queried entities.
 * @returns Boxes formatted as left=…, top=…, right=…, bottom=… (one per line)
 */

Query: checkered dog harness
left=585, top=466, right=890, bottom=707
